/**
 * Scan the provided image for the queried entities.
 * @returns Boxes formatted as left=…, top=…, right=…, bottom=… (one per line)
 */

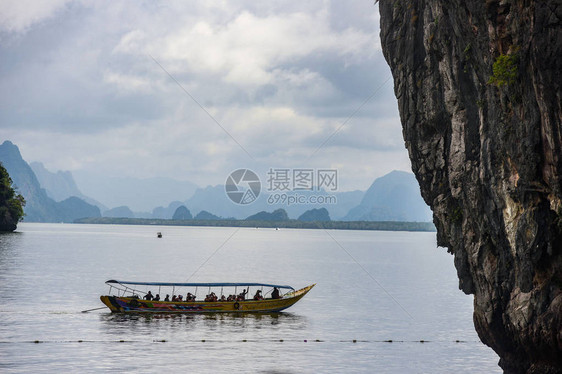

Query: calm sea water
left=0, top=223, right=500, bottom=373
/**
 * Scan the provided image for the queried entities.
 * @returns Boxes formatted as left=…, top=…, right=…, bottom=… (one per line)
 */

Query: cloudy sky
left=0, top=0, right=410, bottom=191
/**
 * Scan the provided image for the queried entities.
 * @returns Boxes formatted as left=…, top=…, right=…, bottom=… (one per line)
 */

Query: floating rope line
left=0, top=339, right=474, bottom=345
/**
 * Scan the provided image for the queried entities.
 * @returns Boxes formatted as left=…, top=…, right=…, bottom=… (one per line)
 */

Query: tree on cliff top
left=0, top=162, right=25, bottom=231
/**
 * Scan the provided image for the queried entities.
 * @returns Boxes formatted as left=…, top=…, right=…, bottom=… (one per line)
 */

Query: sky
left=0, top=0, right=411, bottom=192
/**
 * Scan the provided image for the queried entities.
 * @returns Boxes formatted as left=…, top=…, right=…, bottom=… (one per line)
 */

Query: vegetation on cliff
left=0, top=163, right=25, bottom=231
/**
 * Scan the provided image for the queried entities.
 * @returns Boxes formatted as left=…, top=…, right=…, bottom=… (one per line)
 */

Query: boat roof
left=106, top=279, right=294, bottom=290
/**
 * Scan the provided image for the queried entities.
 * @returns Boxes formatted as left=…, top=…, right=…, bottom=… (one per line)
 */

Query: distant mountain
left=194, top=210, right=221, bottom=220
left=0, top=141, right=101, bottom=222
left=30, top=162, right=106, bottom=210
left=246, top=209, right=289, bottom=221
left=328, top=190, right=363, bottom=220
left=57, top=196, right=101, bottom=222
left=184, top=184, right=362, bottom=220
left=185, top=185, right=248, bottom=219
left=30, top=162, right=83, bottom=201
left=133, top=211, right=153, bottom=219
left=103, top=205, right=134, bottom=218
left=298, top=208, right=331, bottom=222
left=73, top=172, right=198, bottom=212
left=151, top=201, right=183, bottom=219
left=172, top=205, right=192, bottom=220
left=0, top=140, right=55, bottom=221
left=343, top=170, right=432, bottom=222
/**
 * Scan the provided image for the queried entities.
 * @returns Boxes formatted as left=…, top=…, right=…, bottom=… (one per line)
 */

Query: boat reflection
left=99, top=312, right=308, bottom=336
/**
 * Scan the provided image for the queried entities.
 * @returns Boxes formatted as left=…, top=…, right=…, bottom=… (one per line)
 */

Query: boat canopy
left=105, top=279, right=294, bottom=290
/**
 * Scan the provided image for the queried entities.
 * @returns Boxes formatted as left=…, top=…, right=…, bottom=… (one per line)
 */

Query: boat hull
left=100, top=284, right=314, bottom=313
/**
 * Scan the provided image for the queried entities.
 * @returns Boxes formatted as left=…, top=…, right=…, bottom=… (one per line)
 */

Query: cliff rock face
left=379, top=1, right=561, bottom=373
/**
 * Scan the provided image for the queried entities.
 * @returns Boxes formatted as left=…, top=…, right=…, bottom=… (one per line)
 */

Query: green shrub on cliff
left=488, top=53, right=518, bottom=87
left=0, top=162, right=25, bottom=231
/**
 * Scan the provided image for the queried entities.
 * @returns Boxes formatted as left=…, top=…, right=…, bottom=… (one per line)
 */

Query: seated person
left=144, top=291, right=154, bottom=301
left=172, top=295, right=178, bottom=302
left=253, top=290, right=263, bottom=300
left=177, top=295, right=183, bottom=301
left=164, top=294, right=170, bottom=302
left=153, top=294, right=160, bottom=301
left=271, top=287, right=280, bottom=299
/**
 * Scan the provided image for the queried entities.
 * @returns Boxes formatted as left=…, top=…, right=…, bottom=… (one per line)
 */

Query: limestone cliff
left=379, top=1, right=561, bottom=373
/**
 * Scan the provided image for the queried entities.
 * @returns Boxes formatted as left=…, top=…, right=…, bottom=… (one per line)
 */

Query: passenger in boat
left=154, top=294, right=160, bottom=301
left=144, top=291, right=154, bottom=301
left=271, top=287, right=280, bottom=299
left=205, top=292, right=218, bottom=302
left=186, top=292, right=194, bottom=301
left=253, top=290, right=263, bottom=301
left=172, top=295, right=178, bottom=302
left=237, top=289, right=247, bottom=301
left=220, top=295, right=226, bottom=301
left=227, top=294, right=235, bottom=302
left=164, top=294, right=170, bottom=302
left=178, top=295, right=183, bottom=301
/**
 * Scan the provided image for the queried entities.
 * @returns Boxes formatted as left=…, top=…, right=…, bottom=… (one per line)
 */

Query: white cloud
left=103, top=71, right=152, bottom=94
left=113, top=8, right=377, bottom=87
left=0, top=0, right=407, bottom=192
left=0, top=0, right=71, bottom=33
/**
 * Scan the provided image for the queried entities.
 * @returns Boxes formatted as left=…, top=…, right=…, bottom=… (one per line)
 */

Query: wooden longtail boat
left=100, top=280, right=315, bottom=313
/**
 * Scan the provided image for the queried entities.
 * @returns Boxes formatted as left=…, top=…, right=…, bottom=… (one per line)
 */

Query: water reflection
left=2, top=224, right=501, bottom=373
left=0, top=231, right=21, bottom=261
left=99, top=312, right=308, bottom=337
left=0, top=232, right=22, bottom=302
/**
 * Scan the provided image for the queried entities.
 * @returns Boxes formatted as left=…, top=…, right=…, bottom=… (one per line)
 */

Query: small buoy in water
left=157, top=232, right=162, bottom=238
